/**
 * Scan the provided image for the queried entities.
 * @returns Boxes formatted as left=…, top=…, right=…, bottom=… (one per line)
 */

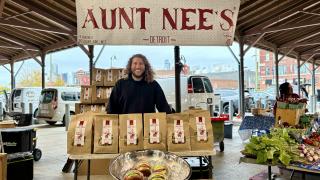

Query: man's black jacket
left=107, top=75, right=172, bottom=114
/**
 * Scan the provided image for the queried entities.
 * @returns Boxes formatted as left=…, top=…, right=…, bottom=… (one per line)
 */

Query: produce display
left=242, top=116, right=320, bottom=170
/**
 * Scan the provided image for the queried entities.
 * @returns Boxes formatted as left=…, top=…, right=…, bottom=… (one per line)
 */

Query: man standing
left=107, top=54, right=172, bottom=114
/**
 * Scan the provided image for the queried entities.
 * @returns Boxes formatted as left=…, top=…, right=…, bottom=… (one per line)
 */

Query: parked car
left=156, top=75, right=220, bottom=113
left=8, top=87, right=42, bottom=118
left=36, top=87, right=80, bottom=126
left=214, top=89, right=254, bottom=114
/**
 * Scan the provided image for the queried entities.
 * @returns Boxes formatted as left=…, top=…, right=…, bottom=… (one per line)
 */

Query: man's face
left=131, top=57, right=145, bottom=78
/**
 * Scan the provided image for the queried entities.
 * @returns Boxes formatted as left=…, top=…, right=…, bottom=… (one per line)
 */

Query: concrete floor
left=25, top=123, right=318, bottom=180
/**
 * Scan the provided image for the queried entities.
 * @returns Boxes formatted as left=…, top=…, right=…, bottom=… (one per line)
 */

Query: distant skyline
left=0, top=42, right=258, bottom=88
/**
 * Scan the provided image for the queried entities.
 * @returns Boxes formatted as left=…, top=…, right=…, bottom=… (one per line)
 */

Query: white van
left=156, top=75, right=219, bottom=112
left=8, top=87, right=42, bottom=117
left=36, top=87, right=80, bottom=126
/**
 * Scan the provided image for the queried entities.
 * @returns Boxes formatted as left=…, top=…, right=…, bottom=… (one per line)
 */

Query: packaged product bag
left=67, top=114, right=93, bottom=154
left=143, top=113, right=167, bottom=151
left=188, top=110, right=214, bottom=151
left=167, top=113, right=191, bottom=152
left=119, top=114, right=143, bottom=153
left=93, top=114, right=119, bottom=153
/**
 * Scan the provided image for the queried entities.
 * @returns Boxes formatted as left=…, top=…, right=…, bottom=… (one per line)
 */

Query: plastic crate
left=288, top=103, right=304, bottom=109
left=277, top=101, right=288, bottom=109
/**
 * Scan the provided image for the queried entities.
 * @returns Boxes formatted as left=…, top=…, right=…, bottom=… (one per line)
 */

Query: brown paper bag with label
left=119, top=114, right=143, bottom=153
left=143, top=113, right=167, bottom=151
left=0, top=153, right=7, bottom=180
left=188, top=110, right=214, bottom=151
left=93, top=114, right=119, bottom=154
left=167, top=113, right=191, bottom=152
left=67, top=114, right=93, bottom=154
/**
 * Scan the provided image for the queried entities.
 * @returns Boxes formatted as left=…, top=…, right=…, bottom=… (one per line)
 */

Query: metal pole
left=41, top=53, right=46, bottom=89
left=274, top=48, right=279, bottom=97
left=239, top=38, right=245, bottom=118
left=21, top=102, right=25, bottom=114
left=65, top=104, right=70, bottom=130
left=297, top=56, right=301, bottom=97
left=312, top=60, right=316, bottom=113
left=238, top=62, right=242, bottom=116
left=89, top=45, right=94, bottom=86
left=29, top=103, right=34, bottom=124
left=219, top=100, right=223, bottom=115
left=10, top=61, right=15, bottom=89
left=229, top=100, right=233, bottom=121
left=174, top=46, right=181, bottom=113
left=0, top=102, right=3, bottom=121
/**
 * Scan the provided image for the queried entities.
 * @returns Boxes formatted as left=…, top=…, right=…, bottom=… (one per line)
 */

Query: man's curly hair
left=125, top=54, right=155, bottom=83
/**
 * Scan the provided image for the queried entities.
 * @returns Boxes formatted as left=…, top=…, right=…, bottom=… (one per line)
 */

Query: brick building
left=258, top=50, right=320, bottom=90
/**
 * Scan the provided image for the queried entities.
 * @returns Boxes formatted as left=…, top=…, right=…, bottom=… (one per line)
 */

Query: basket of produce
left=288, top=103, right=305, bottom=109
left=109, top=150, right=191, bottom=180
left=277, top=101, right=289, bottom=109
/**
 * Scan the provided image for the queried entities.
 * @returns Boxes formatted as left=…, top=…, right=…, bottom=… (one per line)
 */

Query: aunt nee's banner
left=76, top=0, right=240, bottom=46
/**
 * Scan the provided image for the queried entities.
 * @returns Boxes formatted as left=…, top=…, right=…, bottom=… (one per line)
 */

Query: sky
left=0, top=42, right=257, bottom=88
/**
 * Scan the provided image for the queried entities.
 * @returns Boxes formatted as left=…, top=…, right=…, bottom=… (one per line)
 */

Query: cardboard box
left=92, top=86, right=108, bottom=103
left=104, top=68, right=126, bottom=86
left=80, top=86, right=92, bottom=103
left=92, top=68, right=105, bottom=86
left=275, top=108, right=305, bottom=126
left=75, top=103, right=106, bottom=114
left=0, top=121, right=16, bottom=129
left=0, top=153, right=7, bottom=180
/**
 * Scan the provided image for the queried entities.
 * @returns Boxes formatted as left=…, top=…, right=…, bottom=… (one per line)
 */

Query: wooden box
left=275, top=108, right=305, bottom=126
left=80, top=86, right=92, bottom=103
left=92, top=68, right=105, bottom=86
left=0, top=153, right=7, bottom=180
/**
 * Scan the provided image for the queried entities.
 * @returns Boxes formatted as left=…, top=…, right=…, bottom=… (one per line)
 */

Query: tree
left=18, top=70, right=65, bottom=87
left=18, top=70, right=42, bottom=87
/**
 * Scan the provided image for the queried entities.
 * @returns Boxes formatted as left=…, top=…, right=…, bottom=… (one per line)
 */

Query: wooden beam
left=0, top=43, right=38, bottom=51
left=13, top=0, right=76, bottom=31
left=11, top=50, right=39, bottom=61
left=0, top=0, right=5, bottom=17
left=245, top=20, right=320, bottom=36
left=0, top=19, right=75, bottom=35
left=42, top=38, right=76, bottom=53
left=0, top=31, right=40, bottom=50
left=22, top=49, right=41, bottom=65
left=243, top=1, right=320, bottom=35
left=280, top=40, right=320, bottom=49
left=301, top=46, right=320, bottom=55
left=0, top=54, right=9, bottom=60
left=279, top=31, right=320, bottom=48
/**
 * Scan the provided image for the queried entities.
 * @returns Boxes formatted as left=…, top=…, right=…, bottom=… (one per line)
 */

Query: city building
left=258, top=50, right=320, bottom=90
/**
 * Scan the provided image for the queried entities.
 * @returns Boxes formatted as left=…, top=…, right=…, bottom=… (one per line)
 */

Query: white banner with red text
left=76, top=0, right=240, bottom=46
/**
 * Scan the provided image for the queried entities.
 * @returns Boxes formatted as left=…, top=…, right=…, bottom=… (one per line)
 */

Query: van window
left=40, top=90, right=55, bottom=103
left=14, top=90, right=21, bottom=98
left=203, top=78, right=213, bottom=93
left=192, top=77, right=205, bottom=93
left=61, top=92, right=80, bottom=101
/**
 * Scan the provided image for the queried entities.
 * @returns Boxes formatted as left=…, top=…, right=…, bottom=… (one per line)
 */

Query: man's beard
left=132, top=72, right=144, bottom=79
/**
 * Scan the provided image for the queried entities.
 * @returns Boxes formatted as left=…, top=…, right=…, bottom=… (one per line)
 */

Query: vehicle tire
left=33, top=109, right=38, bottom=118
left=62, top=111, right=75, bottom=126
left=46, top=121, right=57, bottom=125
left=33, top=148, right=42, bottom=161
left=223, top=104, right=229, bottom=114
left=219, top=141, right=224, bottom=152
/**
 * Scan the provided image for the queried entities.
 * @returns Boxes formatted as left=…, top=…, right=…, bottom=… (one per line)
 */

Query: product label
left=84, top=88, right=90, bottom=100
left=106, top=88, right=112, bottom=98
left=96, top=70, right=102, bottom=82
left=80, top=105, right=85, bottom=113
left=174, top=119, right=185, bottom=144
left=196, top=116, right=207, bottom=141
left=107, top=70, right=112, bottom=81
left=97, top=87, right=102, bottom=98
left=127, top=119, right=137, bottom=145
left=74, top=120, right=87, bottom=146
left=149, top=118, right=160, bottom=144
left=101, top=120, right=112, bottom=145
left=91, top=105, right=97, bottom=112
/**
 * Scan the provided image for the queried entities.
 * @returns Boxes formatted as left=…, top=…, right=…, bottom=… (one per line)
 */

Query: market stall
left=239, top=98, right=320, bottom=180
